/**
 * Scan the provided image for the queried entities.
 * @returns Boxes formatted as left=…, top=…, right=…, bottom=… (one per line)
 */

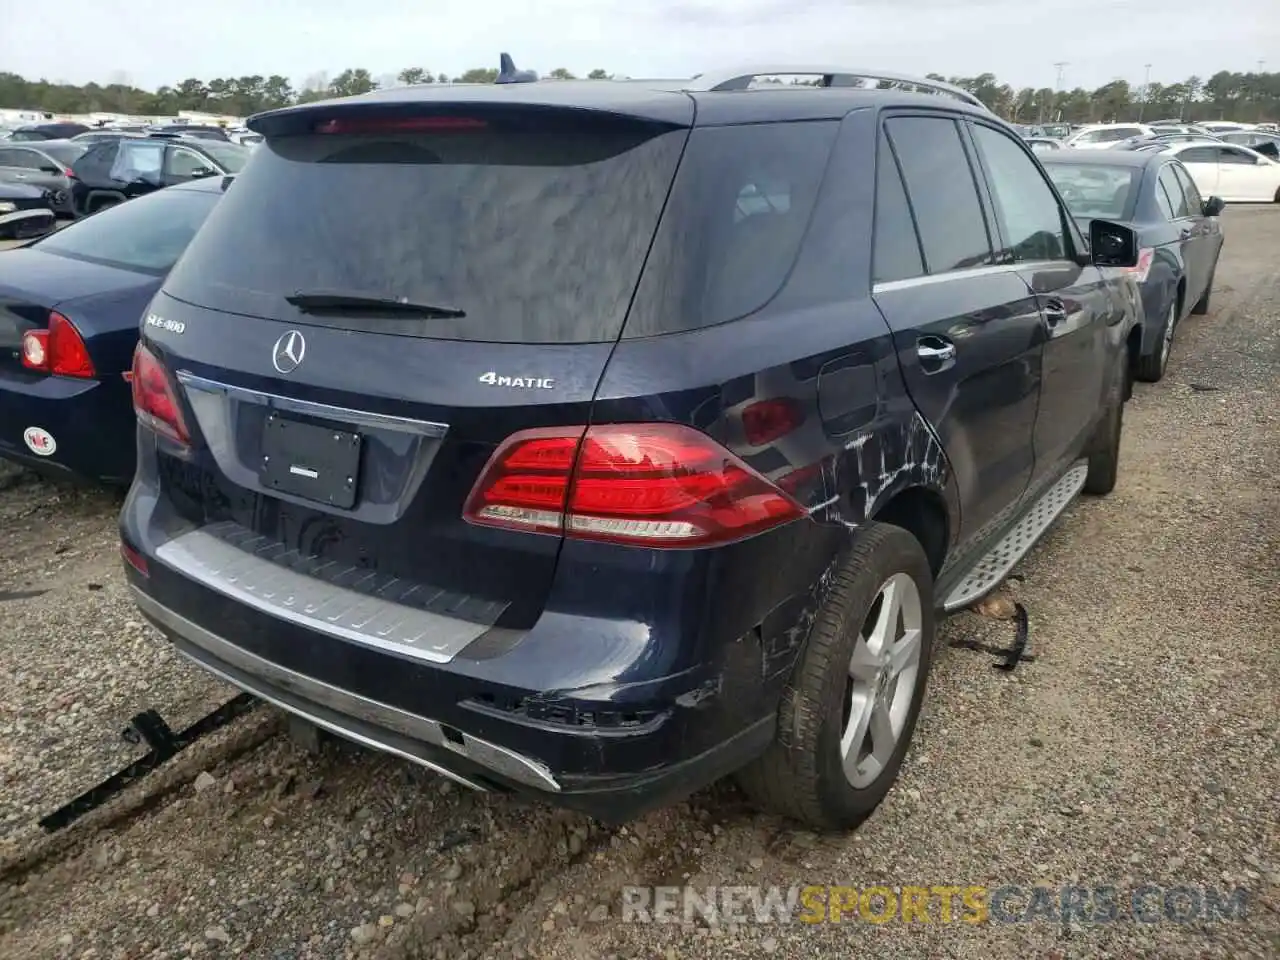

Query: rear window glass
left=164, top=120, right=687, bottom=343
left=623, top=121, right=838, bottom=338
left=35, top=186, right=220, bottom=273
left=1042, top=163, right=1140, bottom=220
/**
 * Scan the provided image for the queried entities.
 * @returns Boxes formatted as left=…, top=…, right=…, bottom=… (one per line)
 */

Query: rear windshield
left=164, top=119, right=687, bottom=343
left=165, top=115, right=837, bottom=343
left=1042, top=163, right=1140, bottom=220
left=35, top=186, right=220, bottom=274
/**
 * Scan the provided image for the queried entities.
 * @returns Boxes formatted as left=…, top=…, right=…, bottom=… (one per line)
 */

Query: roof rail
left=683, top=66, right=991, bottom=112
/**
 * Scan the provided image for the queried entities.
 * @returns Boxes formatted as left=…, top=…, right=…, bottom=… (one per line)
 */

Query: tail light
left=120, top=541, right=149, bottom=577
left=131, top=343, right=190, bottom=445
left=463, top=423, right=806, bottom=547
left=741, top=398, right=805, bottom=446
left=1123, top=247, right=1155, bottom=283
left=20, top=312, right=95, bottom=377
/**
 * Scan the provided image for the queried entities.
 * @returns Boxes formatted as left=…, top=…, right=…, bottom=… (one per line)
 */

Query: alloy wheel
left=840, top=572, right=924, bottom=788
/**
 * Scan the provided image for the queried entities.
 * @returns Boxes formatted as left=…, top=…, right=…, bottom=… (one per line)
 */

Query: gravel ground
left=0, top=208, right=1277, bottom=960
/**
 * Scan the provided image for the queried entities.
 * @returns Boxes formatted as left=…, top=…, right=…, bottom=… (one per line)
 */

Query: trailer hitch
left=37, top=693, right=260, bottom=834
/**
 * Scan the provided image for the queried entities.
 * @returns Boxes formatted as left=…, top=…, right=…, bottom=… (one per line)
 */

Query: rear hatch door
left=148, top=92, right=693, bottom=640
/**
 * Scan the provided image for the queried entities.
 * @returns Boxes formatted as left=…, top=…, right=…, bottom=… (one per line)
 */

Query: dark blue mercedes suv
left=121, top=62, right=1145, bottom=830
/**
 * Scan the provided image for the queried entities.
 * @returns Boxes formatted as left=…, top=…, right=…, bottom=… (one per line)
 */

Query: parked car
left=71, top=130, right=146, bottom=145
left=0, top=177, right=230, bottom=482
left=8, top=122, right=91, bottom=142
left=70, top=136, right=248, bottom=216
left=1218, top=130, right=1280, bottom=159
left=1024, top=136, right=1064, bottom=153
left=1198, top=121, right=1254, bottom=135
left=1064, top=123, right=1156, bottom=149
left=1040, top=151, right=1223, bottom=382
left=0, top=181, right=57, bottom=241
left=146, top=124, right=231, bottom=142
left=0, top=139, right=88, bottom=216
left=1162, top=142, right=1280, bottom=203
left=1149, top=123, right=1213, bottom=137
left=121, top=62, right=1142, bottom=830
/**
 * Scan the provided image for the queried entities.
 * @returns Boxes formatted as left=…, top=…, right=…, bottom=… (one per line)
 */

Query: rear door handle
left=1043, top=297, right=1068, bottom=327
left=916, top=336, right=956, bottom=373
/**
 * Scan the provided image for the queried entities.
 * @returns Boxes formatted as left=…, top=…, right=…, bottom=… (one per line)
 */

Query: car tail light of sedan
left=21, top=312, right=96, bottom=378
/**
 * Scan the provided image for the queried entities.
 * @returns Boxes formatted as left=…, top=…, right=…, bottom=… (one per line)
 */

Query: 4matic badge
left=477, top=371, right=555, bottom=389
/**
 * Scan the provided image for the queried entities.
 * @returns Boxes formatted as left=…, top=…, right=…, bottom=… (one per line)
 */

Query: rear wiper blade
left=285, top=292, right=466, bottom=319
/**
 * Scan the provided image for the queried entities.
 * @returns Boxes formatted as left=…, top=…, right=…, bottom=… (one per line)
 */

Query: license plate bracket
left=259, top=412, right=361, bottom=509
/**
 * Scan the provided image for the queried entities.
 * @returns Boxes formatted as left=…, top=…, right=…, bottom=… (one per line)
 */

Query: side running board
left=942, top=461, right=1089, bottom=613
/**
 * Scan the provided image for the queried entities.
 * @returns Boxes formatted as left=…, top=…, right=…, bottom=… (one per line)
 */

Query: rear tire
left=735, top=523, right=935, bottom=831
left=1135, top=298, right=1177, bottom=383
left=1084, top=350, right=1127, bottom=496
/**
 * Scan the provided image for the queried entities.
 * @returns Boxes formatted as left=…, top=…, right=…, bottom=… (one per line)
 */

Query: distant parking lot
left=0, top=207, right=1277, bottom=960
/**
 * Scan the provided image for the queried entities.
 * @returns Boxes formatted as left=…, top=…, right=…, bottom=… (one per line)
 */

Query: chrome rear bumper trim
left=132, top=587, right=560, bottom=793
left=154, top=529, right=491, bottom=665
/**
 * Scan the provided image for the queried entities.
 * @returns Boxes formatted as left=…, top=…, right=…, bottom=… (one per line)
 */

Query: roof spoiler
left=496, top=53, right=538, bottom=84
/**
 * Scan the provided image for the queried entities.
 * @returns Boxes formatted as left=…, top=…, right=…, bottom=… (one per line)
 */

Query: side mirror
left=188, top=167, right=215, bottom=179
left=1088, top=219, right=1139, bottom=269
left=1202, top=196, right=1226, bottom=217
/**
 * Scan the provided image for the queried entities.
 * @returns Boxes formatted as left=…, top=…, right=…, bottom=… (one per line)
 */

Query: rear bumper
left=119, top=464, right=788, bottom=822
left=0, top=370, right=135, bottom=482
left=128, top=582, right=774, bottom=822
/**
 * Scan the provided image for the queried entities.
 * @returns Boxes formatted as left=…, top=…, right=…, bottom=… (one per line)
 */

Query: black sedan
left=0, top=181, right=56, bottom=241
left=1040, top=150, right=1225, bottom=383
left=8, top=122, right=92, bottom=142
left=0, top=176, right=230, bottom=483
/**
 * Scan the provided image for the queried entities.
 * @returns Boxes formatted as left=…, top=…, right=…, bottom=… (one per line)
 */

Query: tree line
left=1, top=65, right=1276, bottom=124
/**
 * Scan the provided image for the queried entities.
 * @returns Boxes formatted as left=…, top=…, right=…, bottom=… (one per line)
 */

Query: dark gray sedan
left=1041, top=150, right=1225, bottom=383
left=0, top=140, right=87, bottom=216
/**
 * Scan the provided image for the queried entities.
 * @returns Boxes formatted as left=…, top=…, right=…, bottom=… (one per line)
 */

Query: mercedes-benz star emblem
left=272, top=330, right=306, bottom=374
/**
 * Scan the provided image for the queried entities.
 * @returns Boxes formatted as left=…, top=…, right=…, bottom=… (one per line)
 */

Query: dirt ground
left=0, top=208, right=1277, bottom=960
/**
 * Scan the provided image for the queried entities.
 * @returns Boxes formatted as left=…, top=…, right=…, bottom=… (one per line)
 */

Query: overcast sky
left=3, top=0, right=1275, bottom=93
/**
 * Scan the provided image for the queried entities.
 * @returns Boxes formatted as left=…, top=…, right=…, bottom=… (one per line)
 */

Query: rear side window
left=1177, top=147, right=1217, bottom=164
left=1217, top=146, right=1258, bottom=165
left=1157, top=165, right=1190, bottom=217
left=73, top=142, right=115, bottom=179
left=166, top=117, right=687, bottom=344
left=884, top=116, right=993, bottom=274
left=623, top=121, right=837, bottom=337
left=1153, top=176, right=1177, bottom=219
left=871, top=132, right=924, bottom=284
left=1171, top=164, right=1203, bottom=211
left=970, top=124, right=1066, bottom=261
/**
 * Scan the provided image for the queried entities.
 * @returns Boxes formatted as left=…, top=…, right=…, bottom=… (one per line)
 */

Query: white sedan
left=1163, top=142, right=1280, bottom=203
